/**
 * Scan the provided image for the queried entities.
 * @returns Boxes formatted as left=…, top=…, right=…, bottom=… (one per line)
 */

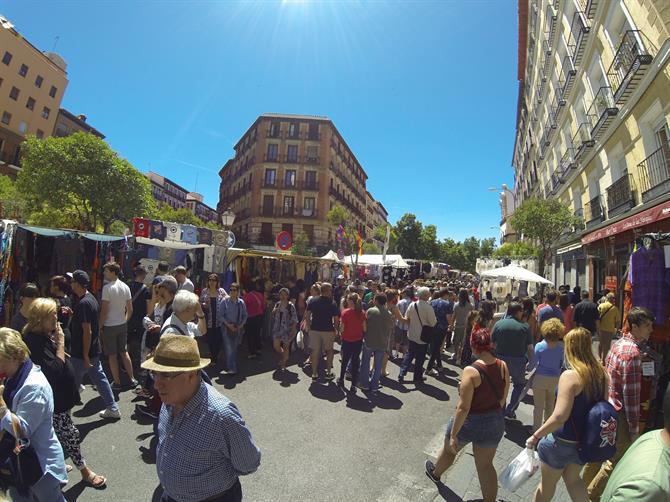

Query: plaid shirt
left=605, top=332, right=642, bottom=437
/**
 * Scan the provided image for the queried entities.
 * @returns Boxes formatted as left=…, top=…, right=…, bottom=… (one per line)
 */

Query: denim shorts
left=537, top=433, right=584, bottom=469
left=445, top=409, right=504, bottom=449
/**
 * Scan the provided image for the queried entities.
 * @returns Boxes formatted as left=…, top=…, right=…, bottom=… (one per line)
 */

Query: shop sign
left=582, top=199, right=670, bottom=244
left=605, top=276, right=617, bottom=293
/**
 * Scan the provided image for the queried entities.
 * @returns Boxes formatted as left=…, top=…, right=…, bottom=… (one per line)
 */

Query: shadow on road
left=272, top=368, right=300, bottom=387
left=308, top=381, right=345, bottom=403
left=379, top=376, right=411, bottom=394
left=504, top=418, right=531, bottom=448
left=76, top=419, right=108, bottom=442
left=436, top=482, right=465, bottom=501
left=415, top=382, right=450, bottom=401
left=73, top=396, right=106, bottom=418
left=368, top=390, right=403, bottom=410
left=345, top=391, right=374, bottom=413
left=63, top=478, right=107, bottom=501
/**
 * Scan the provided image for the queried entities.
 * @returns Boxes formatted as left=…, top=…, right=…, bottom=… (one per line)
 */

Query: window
left=269, top=121, right=280, bottom=137
left=305, top=170, right=317, bottom=188
left=1, top=112, right=10, bottom=125
left=18, top=64, right=28, bottom=77
left=284, top=169, right=296, bottom=187
left=36, top=129, right=44, bottom=139
left=18, top=121, right=27, bottom=134
left=303, top=197, right=315, bottom=216
left=9, top=86, right=19, bottom=100
left=308, top=122, right=319, bottom=140
left=283, top=196, right=295, bottom=215
left=287, top=145, right=298, bottom=163
left=306, top=146, right=318, bottom=162
left=288, top=122, right=299, bottom=138
left=35, top=75, right=43, bottom=88
left=260, top=222, right=273, bottom=243
left=26, top=97, right=35, bottom=110
left=2, top=52, right=11, bottom=65
left=55, top=123, right=69, bottom=136
left=264, top=168, right=276, bottom=186
left=266, top=143, right=278, bottom=161
left=49, top=85, right=57, bottom=98
left=41, top=106, right=50, bottom=119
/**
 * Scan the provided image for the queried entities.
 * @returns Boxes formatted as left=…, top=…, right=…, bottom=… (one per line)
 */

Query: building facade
left=218, top=113, right=387, bottom=251
left=53, top=108, right=104, bottom=139
left=147, top=171, right=218, bottom=223
left=0, top=16, right=68, bottom=176
left=512, top=0, right=670, bottom=293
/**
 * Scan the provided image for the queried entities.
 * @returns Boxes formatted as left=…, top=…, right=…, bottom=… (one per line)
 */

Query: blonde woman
left=531, top=318, right=564, bottom=431
left=22, top=298, right=106, bottom=488
left=526, top=328, right=608, bottom=502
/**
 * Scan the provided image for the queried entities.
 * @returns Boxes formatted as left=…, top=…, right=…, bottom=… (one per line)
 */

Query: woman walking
left=271, top=288, right=298, bottom=371
left=451, top=289, right=473, bottom=366
left=531, top=318, right=564, bottom=431
left=525, top=327, right=608, bottom=501
left=559, top=293, right=574, bottom=337
left=200, top=274, right=227, bottom=369
left=337, top=293, right=366, bottom=389
left=243, top=281, right=266, bottom=359
left=424, top=328, right=510, bottom=502
left=22, top=298, right=107, bottom=488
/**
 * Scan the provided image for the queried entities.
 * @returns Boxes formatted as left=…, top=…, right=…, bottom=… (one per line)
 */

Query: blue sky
left=4, top=0, right=518, bottom=242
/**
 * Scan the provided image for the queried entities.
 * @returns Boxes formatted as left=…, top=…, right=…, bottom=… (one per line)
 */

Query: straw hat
left=141, top=334, right=210, bottom=372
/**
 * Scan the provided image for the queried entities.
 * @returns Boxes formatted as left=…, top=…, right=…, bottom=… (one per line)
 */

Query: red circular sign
left=276, top=231, right=292, bottom=250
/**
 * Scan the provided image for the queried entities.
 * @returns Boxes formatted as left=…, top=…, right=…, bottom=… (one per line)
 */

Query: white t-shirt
left=178, top=278, right=195, bottom=293
left=101, top=279, right=132, bottom=327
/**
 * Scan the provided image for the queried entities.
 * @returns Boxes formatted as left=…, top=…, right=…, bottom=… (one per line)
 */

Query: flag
left=180, top=224, right=198, bottom=244
left=197, top=227, right=213, bottom=245
left=132, top=218, right=150, bottom=238
left=356, top=229, right=363, bottom=256
left=149, top=220, right=166, bottom=240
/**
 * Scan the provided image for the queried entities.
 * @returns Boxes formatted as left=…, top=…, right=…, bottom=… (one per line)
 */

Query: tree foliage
left=16, top=133, right=156, bottom=232
left=291, top=231, right=314, bottom=257
left=0, top=175, right=26, bottom=220
left=492, top=241, right=540, bottom=259
left=393, top=213, right=423, bottom=259
left=155, top=205, right=218, bottom=229
left=362, top=242, right=382, bottom=254
left=327, top=204, right=361, bottom=256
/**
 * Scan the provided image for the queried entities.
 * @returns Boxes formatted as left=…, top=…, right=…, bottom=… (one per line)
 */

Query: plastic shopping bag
left=296, top=330, right=305, bottom=350
left=499, top=447, right=540, bottom=492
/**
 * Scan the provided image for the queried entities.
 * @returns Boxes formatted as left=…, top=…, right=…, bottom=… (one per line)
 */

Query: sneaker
left=135, top=404, right=158, bottom=420
left=356, top=383, right=370, bottom=391
left=427, top=369, right=439, bottom=377
left=111, top=382, right=122, bottom=391
left=129, top=378, right=139, bottom=388
left=504, top=410, right=517, bottom=420
left=99, top=408, right=121, bottom=420
left=425, top=459, right=440, bottom=484
left=325, top=371, right=335, bottom=381
left=79, top=384, right=86, bottom=392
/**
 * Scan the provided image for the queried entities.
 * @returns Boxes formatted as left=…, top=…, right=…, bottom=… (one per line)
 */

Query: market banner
left=180, top=224, right=198, bottom=244
left=149, top=220, right=166, bottom=241
left=197, top=227, right=213, bottom=245
left=132, top=218, right=150, bottom=238
left=165, top=222, right=181, bottom=242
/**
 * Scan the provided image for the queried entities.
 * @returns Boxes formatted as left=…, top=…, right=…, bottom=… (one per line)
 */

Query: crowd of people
left=0, top=263, right=668, bottom=502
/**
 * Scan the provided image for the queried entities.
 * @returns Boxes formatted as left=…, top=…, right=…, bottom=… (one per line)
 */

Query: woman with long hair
left=451, top=288, right=473, bottom=366
left=526, top=328, right=609, bottom=501
left=559, top=293, right=574, bottom=337
left=337, top=293, right=366, bottom=389
left=270, top=288, right=298, bottom=371
left=200, top=274, right=227, bottom=369
left=521, top=297, right=539, bottom=342
left=425, top=328, right=510, bottom=501
left=22, top=298, right=107, bottom=489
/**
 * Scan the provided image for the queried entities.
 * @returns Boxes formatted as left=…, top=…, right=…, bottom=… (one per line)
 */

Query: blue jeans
left=221, top=327, right=242, bottom=373
left=399, top=340, right=428, bottom=382
left=498, top=354, right=526, bottom=413
left=359, top=346, right=385, bottom=390
left=9, top=473, right=67, bottom=502
left=70, top=356, right=118, bottom=411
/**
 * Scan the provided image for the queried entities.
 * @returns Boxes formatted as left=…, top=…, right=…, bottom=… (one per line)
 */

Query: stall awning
left=18, top=225, right=74, bottom=237
left=582, top=199, right=670, bottom=244
left=346, top=254, right=410, bottom=268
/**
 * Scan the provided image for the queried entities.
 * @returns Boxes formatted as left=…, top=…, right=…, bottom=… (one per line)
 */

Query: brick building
left=147, top=171, right=218, bottom=223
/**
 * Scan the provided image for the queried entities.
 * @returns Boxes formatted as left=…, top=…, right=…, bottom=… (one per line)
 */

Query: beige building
left=218, top=113, right=387, bottom=251
left=147, top=171, right=218, bottom=223
left=0, top=16, right=68, bottom=176
left=53, top=108, right=104, bottom=139
left=512, top=0, right=670, bottom=293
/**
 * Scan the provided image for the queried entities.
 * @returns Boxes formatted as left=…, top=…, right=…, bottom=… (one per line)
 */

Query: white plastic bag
left=296, top=330, right=305, bottom=350
left=499, top=447, right=540, bottom=492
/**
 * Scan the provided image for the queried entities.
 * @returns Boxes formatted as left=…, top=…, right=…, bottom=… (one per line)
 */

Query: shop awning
left=80, top=232, right=125, bottom=242
left=582, top=199, right=670, bottom=244
left=18, top=225, right=74, bottom=237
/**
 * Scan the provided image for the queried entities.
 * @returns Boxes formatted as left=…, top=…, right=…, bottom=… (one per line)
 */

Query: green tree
left=393, top=213, right=423, bottom=259
left=0, top=175, right=26, bottom=220
left=439, top=238, right=468, bottom=271
left=17, top=133, right=156, bottom=232
left=479, top=237, right=497, bottom=257
left=327, top=204, right=358, bottom=256
left=509, top=198, right=581, bottom=275
left=362, top=242, right=382, bottom=254
left=155, top=205, right=218, bottom=229
left=420, top=224, right=440, bottom=260
left=373, top=224, right=397, bottom=253
left=492, top=241, right=540, bottom=259
left=291, top=231, right=314, bottom=257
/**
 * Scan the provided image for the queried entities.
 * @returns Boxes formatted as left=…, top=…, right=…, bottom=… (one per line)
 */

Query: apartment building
left=53, top=108, right=104, bottom=139
left=0, top=15, right=68, bottom=176
left=512, top=0, right=670, bottom=293
left=218, top=113, right=387, bottom=251
left=147, top=171, right=218, bottom=223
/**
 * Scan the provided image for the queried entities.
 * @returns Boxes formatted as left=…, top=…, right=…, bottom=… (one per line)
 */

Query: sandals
left=84, top=472, right=107, bottom=489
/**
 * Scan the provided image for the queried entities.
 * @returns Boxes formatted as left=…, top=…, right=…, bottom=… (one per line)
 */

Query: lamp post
left=219, top=208, right=236, bottom=281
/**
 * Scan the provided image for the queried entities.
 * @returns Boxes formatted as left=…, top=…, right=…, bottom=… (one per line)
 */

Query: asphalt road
left=57, top=341, right=567, bottom=502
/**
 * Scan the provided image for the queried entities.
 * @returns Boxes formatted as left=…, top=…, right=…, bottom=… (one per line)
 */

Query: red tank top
left=469, top=359, right=505, bottom=414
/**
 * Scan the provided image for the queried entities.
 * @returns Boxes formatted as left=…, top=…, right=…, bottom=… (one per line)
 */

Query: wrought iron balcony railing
left=586, top=86, right=618, bottom=141
left=638, top=146, right=670, bottom=203
left=577, top=0, right=598, bottom=19
left=558, top=50, right=577, bottom=100
left=585, top=195, right=604, bottom=225
left=606, top=30, right=654, bottom=104
left=568, top=11, right=590, bottom=66
left=606, top=171, right=636, bottom=218
left=572, top=122, right=595, bottom=161
left=300, top=180, right=319, bottom=191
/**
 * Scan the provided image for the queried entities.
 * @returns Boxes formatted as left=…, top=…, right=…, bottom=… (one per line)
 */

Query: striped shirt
left=606, top=332, right=642, bottom=437
left=157, top=382, right=261, bottom=501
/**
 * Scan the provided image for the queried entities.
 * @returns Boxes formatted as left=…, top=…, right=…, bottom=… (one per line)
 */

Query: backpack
left=571, top=400, right=618, bottom=463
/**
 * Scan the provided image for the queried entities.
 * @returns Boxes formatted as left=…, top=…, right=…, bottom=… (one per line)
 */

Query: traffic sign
left=276, top=231, right=292, bottom=250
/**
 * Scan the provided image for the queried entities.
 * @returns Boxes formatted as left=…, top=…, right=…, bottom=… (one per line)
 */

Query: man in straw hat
left=142, top=333, right=261, bottom=502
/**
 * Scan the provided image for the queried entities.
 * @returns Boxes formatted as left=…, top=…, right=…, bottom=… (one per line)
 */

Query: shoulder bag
left=0, top=412, right=44, bottom=494
left=414, top=303, right=435, bottom=344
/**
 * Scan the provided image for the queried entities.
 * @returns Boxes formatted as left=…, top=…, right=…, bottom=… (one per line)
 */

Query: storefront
left=553, top=241, right=587, bottom=291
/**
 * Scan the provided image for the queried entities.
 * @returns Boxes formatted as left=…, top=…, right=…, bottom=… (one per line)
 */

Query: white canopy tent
left=346, top=254, right=410, bottom=268
left=320, top=250, right=343, bottom=262
left=479, top=264, right=553, bottom=284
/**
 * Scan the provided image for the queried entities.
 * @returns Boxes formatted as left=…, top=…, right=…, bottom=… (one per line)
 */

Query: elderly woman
left=0, top=327, right=68, bottom=501
left=200, top=274, right=227, bottom=368
left=270, top=288, right=298, bottom=371
left=22, top=299, right=106, bottom=488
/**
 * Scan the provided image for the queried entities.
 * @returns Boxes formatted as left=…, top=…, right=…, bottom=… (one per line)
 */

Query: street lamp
left=219, top=208, right=236, bottom=283
left=220, top=208, right=236, bottom=228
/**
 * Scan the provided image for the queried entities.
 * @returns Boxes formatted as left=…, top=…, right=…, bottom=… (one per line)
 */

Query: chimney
left=77, top=114, right=87, bottom=122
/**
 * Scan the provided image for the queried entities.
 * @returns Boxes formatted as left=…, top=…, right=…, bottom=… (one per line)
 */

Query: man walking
left=597, top=292, right=621, bottom=364
left=69, top=270, right=120, bottom=419
left=128, top=265, right=150, bottom=374
left=427, top=288, right=453, bottom=376
left=99, top=262, right=136, bottom=390
left=304, top=282, right=340, bottom=381
left=359, top=294, right=395, bottom=393
left=218, top=283, right=248, bottom=376
left=573, top=290, right=600, bottom=335
left=173, top=265, right=194, bottom=292
left=142, top=334, right=261, bottom=502
left=536, top=290, right=564, bottom=325
left=582, top=307, right=655, bottom=500
left=161, top=290, right=207, bottom=338
left=399, top=287, right=437, bottom=385
left=491, top=302, right=533, bottom=419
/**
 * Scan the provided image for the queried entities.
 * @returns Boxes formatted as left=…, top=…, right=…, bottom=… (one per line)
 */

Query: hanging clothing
left=630, top=247, right=670, bottom=324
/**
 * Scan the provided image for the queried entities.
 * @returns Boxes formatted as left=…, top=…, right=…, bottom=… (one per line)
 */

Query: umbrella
left=479, top=264, right=553, bottom=284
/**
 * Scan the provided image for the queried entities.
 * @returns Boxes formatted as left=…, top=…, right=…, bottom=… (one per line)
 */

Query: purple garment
left=630, top=247, right=670, bottom=324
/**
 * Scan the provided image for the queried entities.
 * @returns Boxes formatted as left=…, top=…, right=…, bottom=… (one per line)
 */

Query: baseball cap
left=71, top=270, right=90, bottom=286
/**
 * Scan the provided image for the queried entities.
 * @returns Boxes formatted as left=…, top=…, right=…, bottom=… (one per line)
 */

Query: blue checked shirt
left=157, top=382, right=261, bottom=501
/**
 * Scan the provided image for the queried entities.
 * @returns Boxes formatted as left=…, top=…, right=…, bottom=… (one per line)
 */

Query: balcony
left=545, top=4, right=557, bottom=44
left=606, top=171, right=636, bottom=218
left=300, top=180, right=319, bottom=191
left=281, top=179, right=297, bottom=190
left=573, top=208, right=586, bottom=231
left=606, top=30, right=654, bottom=105
left=262, top=179, right=277, bottom=188
left=260, top=206, right=279, bottom=217
left=306, top=132, right=321, bottom=141
left=557, top=50, right=577, bottom=100
left=259, top=233, right=275, bottom=246
left=284, top=131, right=301, bottom=140
left=572, top=122, right=595, bottom=161
left=551, top=90, right=566, bottom=121
left=267, top=128, right=280, bottom=139
left=638, top=147, right=670, bottom=203
left=577, top=0, right=598, bottom=19
left=299, top=208, right=318, bottom=218
left=558, top=146, right=577, bottom=180
left=568, top=11, right=590, bottom=67
left=585, top=195, right=604, bottom=227
left=304, top=156, right=320, bottom=164
left=586, top=86, right=618, bottom=141
left=264, top=154, right=279, bottom=163
left=536, top=85, right=544, bottom=105
left=285, top=154, right=299, bottom=164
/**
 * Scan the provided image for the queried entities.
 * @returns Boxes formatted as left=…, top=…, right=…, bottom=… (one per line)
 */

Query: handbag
left=0, top=412, right=44, bottom=494
left=414, top=303, right=434, bottom=343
